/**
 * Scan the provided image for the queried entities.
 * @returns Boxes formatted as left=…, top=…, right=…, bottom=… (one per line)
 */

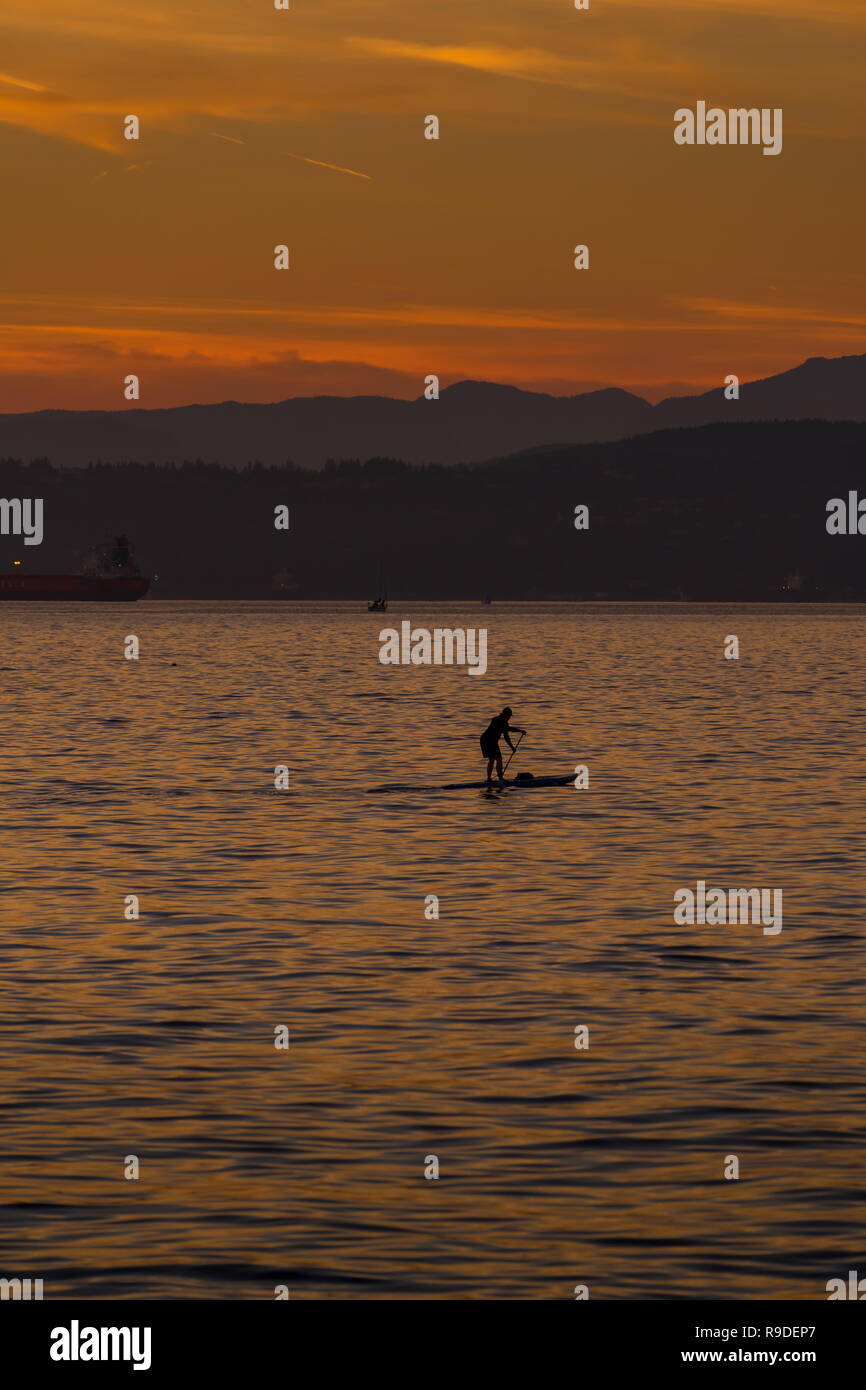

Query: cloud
left=345, top=35, right=696, bottom=96
left=348, top=38, right=577, bottom=82
left=0, top=328, right=422, bottom=410
left=0, top=71, right=47, bottom=91
left=679, top=298, right=866, bottom=330
left=1, top=0, right=860, bottom=155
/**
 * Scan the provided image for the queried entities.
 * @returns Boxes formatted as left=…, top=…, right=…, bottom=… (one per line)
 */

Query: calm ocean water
left=1, top=602, right=864, bottom=1299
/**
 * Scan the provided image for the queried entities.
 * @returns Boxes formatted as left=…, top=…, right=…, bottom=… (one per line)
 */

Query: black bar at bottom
left=0, top=1299, right=861, bottom=1379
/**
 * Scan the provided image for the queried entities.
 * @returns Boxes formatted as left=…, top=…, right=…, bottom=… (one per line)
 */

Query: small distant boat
left=481, top=595, right=492, bottom=605
left=272, top=569, right=300, bottom=598
left=368, top=558, right=388, bottom=611
left=0, top=535, right=150, bottom=601
left=778, top=569, right=822, bottom=601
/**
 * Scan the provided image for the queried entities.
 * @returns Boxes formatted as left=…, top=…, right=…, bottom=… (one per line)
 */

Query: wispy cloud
left=1, top=291, right=830, bottom=338
left=0, top=71, right=47, bottom=91
left=679, top=298, right=866, bottom=329
left=348, top=38, right=574, bottom=81
left=341, top=32, right=718, bottom=110
left=345, top=35, right=694, bottom=93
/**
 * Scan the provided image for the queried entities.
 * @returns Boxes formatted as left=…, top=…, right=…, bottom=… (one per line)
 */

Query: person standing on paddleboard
left=480, top=707, right=526, bottom=784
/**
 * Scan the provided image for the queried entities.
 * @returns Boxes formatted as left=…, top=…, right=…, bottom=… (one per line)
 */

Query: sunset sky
left=0, top=0, right=863, bottom=409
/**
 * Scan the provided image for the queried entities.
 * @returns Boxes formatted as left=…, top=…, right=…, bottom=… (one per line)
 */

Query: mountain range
left=1, top=354, right=865, bottom=470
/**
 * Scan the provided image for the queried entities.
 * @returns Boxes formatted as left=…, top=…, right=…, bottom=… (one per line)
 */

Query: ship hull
left=0, top=575, right=150, bottom=601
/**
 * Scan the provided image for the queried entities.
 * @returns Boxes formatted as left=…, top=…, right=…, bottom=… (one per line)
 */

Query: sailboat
left=368, top=559, right=388, bottom=612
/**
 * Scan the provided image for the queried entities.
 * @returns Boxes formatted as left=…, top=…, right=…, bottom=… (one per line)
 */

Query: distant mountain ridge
left=1, top=354, right=865, bottom=470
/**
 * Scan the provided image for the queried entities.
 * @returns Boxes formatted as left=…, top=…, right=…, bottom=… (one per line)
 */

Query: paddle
left=502, top=731, right=525, bottom=775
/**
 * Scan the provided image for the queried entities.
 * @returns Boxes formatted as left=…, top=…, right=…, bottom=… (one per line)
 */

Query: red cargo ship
left=0, top=536, right=150, bottom=601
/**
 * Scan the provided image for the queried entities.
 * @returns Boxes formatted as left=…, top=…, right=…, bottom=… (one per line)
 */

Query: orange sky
left=0, top=0, right=863, bottom=409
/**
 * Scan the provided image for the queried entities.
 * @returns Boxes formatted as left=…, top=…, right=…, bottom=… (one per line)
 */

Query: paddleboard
left=443, top=774, right=573, bottom=790
left=369, top=773, right=573, bottom=793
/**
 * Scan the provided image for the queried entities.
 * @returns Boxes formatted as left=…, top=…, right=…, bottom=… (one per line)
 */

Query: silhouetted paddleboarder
left=480, top=707, right=526, bottom=784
